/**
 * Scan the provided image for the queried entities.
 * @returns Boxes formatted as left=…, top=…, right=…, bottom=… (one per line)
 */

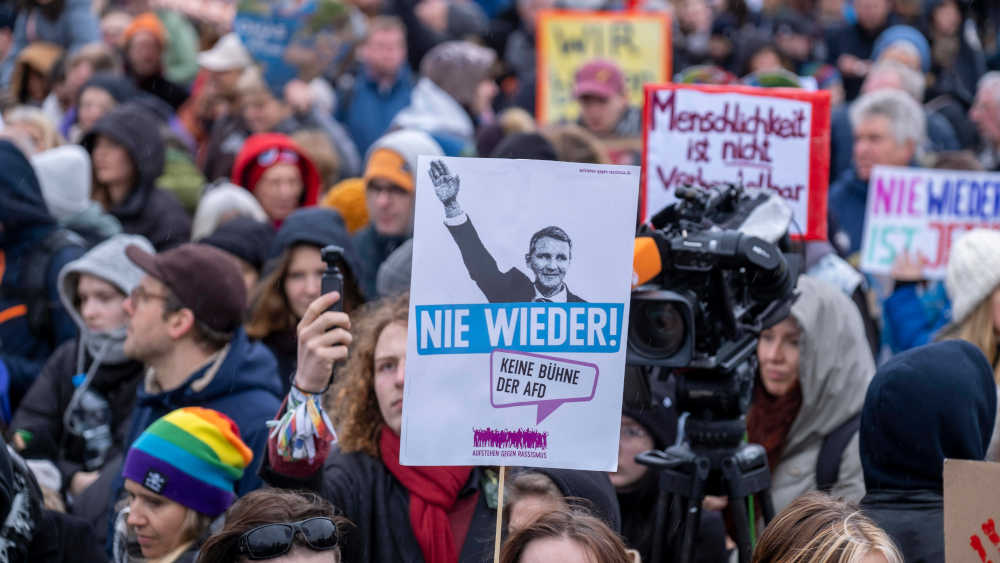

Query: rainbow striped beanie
left=122, top=407, right=253, bottom=517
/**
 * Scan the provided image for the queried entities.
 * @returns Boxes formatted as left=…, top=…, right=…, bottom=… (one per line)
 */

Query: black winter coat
left=81, top=105, right=191, bottom=251
left=861, top=490, right=943, bottom=563
left=11, top=338, right=143, bottom=488
left=263, top=447, right=497, bottom=563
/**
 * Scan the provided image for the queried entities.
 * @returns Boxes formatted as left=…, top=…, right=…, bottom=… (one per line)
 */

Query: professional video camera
left=627, top=183, right=801, bottom=563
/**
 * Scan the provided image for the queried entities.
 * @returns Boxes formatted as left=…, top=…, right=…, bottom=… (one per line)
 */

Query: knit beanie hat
left=945, top=229, right=1000, bottom=323
left=490, top=133, right=558, bottom=160
left=31, top=145, right=92, bottom=221
left=419, top=41, right=496, bottom=108
left=873, top=25, right=931, bottom=73
left=122, top=407, right=252, bottom=517
left=200, top=216, right=274, bottom=272
left=191, top=181, right=270, bottom=241
left=322, top=177, right=369, bottom=234
left=364, top=129, right=444, bottom=192
left=124, top=12, right=167, bottom=46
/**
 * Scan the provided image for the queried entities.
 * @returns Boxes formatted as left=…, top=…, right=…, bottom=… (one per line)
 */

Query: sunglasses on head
left=257, top=148, right=299, bottom=168
left=237, top=517, right=339, bottom=560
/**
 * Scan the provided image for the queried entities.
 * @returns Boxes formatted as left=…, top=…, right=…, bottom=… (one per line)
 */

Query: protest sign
left=401, top=157, right=639, bottom=470
left=859, top=166, right=1000, bottom=278
left=944, top=459, right=1000, bottom=563
left=536, top=11, right=670, bottom=125
left=642, top=84, right=831, bottom=240
left=234, top=0, right=346, bottom=91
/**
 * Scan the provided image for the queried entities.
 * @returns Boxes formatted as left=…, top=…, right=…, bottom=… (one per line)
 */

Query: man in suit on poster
left=429, top=159, right=586, bottom=303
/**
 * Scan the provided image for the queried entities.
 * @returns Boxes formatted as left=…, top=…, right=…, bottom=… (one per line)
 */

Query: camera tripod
left=637, top=416, right=774, bottom=563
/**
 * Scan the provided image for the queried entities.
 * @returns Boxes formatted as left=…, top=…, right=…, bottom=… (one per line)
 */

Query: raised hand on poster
left=429, top=159, right=463, bottom=218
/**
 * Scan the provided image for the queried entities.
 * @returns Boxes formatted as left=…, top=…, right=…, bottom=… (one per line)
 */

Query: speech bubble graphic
left=490, top=349, right=599, bottom=424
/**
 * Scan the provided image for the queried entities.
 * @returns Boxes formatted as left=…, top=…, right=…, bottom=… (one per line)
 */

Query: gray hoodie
left=57, top=234, right=153, bottom=368
left=768, top=275, right=873, bottom=511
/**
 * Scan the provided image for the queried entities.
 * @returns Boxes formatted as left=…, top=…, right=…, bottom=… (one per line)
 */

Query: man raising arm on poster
left=429, top=159, right=586, bottom=303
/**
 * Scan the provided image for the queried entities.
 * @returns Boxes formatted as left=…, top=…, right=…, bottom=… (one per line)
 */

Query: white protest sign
left=401, top=157, right=639, bottom=470
left=642, top=84, right=831, bottom=240
left=859, top=166, right=1000, bottom=279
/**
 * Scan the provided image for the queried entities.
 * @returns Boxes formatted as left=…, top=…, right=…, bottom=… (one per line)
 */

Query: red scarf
left=746, top=378, right=803, bottom=472
left=379, top=427, right=473, bottom=563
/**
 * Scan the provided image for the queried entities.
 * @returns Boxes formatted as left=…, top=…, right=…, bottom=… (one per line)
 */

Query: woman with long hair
left=246, top=207, right=364, bottom=390
left=262, top=292, right=498, bottom=563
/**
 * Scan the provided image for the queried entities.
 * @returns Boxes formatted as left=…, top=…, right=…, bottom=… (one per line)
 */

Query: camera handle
left=637, top=440, right=774, bottom=563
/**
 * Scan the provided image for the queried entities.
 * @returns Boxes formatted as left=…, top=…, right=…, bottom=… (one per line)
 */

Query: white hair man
left=829, top=89, right=926, bottom=256
left=970, top=72, right=1000, bottom=171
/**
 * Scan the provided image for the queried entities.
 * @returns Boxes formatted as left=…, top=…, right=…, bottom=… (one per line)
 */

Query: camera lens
left=630, top=301, right=686, bottom=358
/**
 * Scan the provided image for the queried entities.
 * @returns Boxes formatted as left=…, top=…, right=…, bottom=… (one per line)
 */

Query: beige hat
left=197, top=33, right=253, bottom=72
left=945, top=229, right=1000, bottom=324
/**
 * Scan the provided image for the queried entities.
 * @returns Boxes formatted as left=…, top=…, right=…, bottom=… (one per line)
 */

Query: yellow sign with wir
left=536, top=11, right=671, bottom=125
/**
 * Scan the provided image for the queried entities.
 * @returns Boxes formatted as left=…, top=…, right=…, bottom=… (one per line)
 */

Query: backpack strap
left=816, top=412, right=862, bottom=492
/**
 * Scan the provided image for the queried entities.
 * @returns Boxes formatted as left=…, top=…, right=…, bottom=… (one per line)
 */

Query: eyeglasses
left=129, top=286, right=169, bottom=304
left=237, top=517, right=339, bottom=560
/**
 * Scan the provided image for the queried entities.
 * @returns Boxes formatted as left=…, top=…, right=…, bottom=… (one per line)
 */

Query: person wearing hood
left=230, top=133, right=321, bottom=227
left=747, top=275, right=872, bottom=512
left=859, top=340, right=997, bottom=563
left=0, top=139, right=85, bottom=418
left=0, top=442, right=109, bottom=563
left=828, top=89, right=925, bottom=256
left=503, top=467, right=620, bottom=535
left=11, top=234, right=152, bottom=505
left=247, top=208, right=365, bottom=392
left=391, top=41, right=498, bottom=155
left=9, top=41, right=64, bottom=106
left=82, top=103, right=192, bottom=251
left=65, top=73, right=137, bottom=144
left=32, top=144, right=122, bottom=247
left=354, top=129, right=443, bottom=297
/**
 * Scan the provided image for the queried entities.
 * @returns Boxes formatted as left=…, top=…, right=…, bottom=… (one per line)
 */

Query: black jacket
left=859, top=340, right=997, bottom=563
left=262, top=447, right=497, bottom=563
left=824, top=17, right=896, bottom=100
left=81, top=104, right=191, bottom=251
left=11, top=338, right=143, bottom=488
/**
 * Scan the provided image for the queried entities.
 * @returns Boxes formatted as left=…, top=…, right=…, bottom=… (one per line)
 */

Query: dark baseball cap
left=125, top=243, right=247, bottom=334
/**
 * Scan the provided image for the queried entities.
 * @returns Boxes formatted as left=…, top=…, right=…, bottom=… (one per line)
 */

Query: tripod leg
left=651, top=488, right=670, bottom=562
left=728, top=494, right=753, bottom=563
left=759, top=490, right=776, bottom=523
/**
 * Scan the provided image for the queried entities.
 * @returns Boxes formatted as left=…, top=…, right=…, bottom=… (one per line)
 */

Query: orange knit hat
left=123, top=13, right=167, bottom=46
left=322, top=177, right=369, bottom=234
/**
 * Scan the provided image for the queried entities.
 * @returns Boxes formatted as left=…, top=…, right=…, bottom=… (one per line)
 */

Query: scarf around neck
left=746, top=377, right=803, bottom=472
left=379, top=426, right=473, bottom=563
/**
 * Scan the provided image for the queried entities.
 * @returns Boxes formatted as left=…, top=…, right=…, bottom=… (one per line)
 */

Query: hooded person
left=859, top=340, right=997, bottom=563
left=0, top=444, right=108, bottom=563
left=81, top=104, right=192, bottom=251
left=353, top=129, right=443, bottom=296
left=31, top=144, right=123, bottom=247
left=391, top=41, right=497, bottom=155
left=0, top=139, right=85, bottom=419
left=247, top=208, right=365, bottom=391
left=747, top=275, right=872, bottom=513
left=230, top=133, right=321, bottom=227
left=9, top=41, right=63, bottom=106
left=0, top=0, right=100, bottom=89
left=11, top=234, right=153, bottom=503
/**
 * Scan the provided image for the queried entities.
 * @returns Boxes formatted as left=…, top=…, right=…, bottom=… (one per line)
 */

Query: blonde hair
left=752, top=492, right=903, bottom=563
left=5, top=105, right=65, bottom=151
left=938, top=292, right=1000, bottom=382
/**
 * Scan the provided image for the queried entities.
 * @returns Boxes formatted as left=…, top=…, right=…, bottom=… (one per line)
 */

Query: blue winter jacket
left=337, top=64, right=415, bottom=155
left=0, top=140, right=83, bottom=417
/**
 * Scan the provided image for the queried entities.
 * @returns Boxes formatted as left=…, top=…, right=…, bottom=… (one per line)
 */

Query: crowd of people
left=0, top=0, right=1000, bottom=561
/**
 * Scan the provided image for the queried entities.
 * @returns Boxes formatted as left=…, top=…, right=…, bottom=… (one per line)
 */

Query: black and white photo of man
left=429, top=159, right=586, bottom=303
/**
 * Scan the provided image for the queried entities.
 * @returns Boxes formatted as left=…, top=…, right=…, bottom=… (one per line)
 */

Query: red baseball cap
left=573, top=59, right=626, bottom=99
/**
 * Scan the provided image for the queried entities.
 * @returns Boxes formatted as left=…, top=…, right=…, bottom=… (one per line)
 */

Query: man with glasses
left=353, top=129, right=444, bottom=296
left=85, top=243, right=283, bottom=549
